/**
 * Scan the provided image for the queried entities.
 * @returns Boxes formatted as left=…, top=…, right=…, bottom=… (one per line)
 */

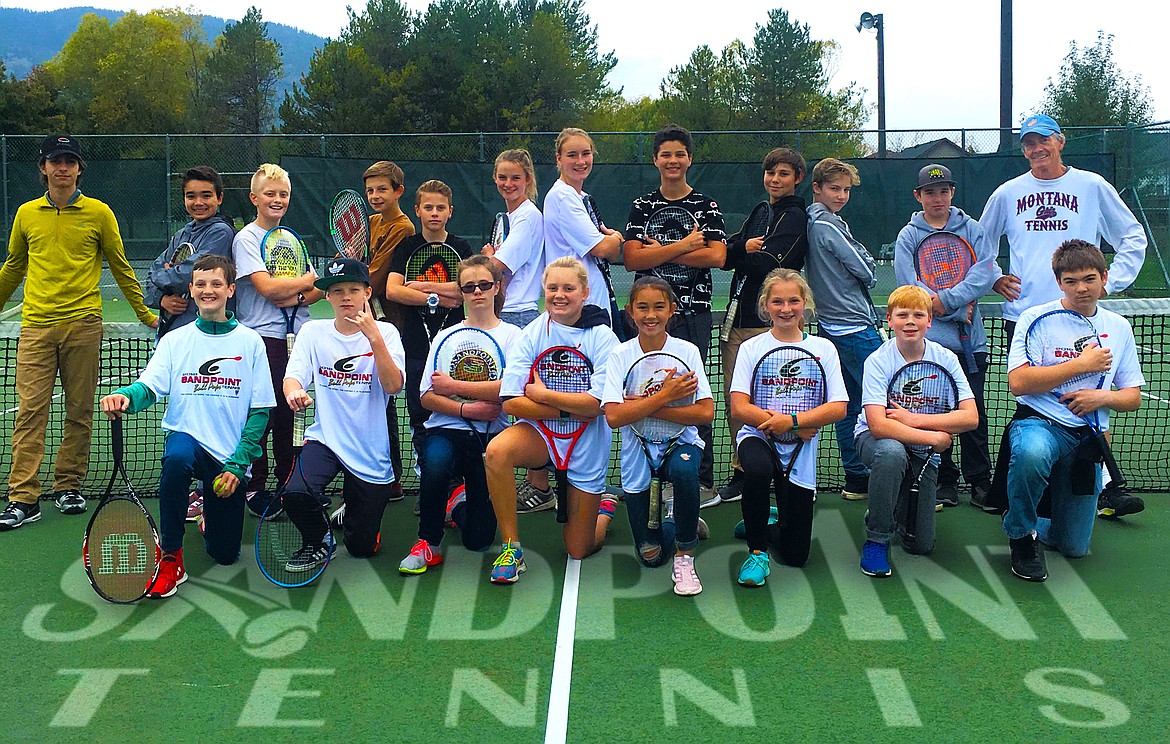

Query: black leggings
left=738, top=436, right=815, bottom=567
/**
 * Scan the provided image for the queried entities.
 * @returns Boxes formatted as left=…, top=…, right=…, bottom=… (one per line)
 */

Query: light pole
left=857, top=12, right=886, bottom=157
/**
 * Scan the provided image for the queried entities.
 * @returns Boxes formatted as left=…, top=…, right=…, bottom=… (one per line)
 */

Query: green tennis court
left=0, top=493, right=1167, bottom=740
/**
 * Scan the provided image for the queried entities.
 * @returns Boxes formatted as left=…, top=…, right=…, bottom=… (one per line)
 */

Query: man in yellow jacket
left=0, top=134, right=157, bottom=530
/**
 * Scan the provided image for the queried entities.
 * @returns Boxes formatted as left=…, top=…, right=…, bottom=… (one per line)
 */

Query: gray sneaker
left=54, top=489, right=87, bottom=515
left=699, top=485, right=721, bottom=509
left=717, top=472, right=744, bottom=503
left=285, top=541, right=337, bottom=573
left=516, top=480, right=556, bottom=514
left=935, top=483, right=959, bottom=509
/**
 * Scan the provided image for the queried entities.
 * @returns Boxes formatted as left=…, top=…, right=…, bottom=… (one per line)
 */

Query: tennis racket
left=433, top=326, right=505, bottom=457
left=915, top=230, right=978, bottom=373
left=82, top=417, right=161, bottom=604
left=624, top=352, right=695, bottom=530
left=1023, top=309, right=1125, bottom=488
left=532, top=346, right=593, bottom=524
left=262, top=226, right=312, bottom=447
left=256, top=468, right=335, bottom=588
left=329, top=189, right=370, bottom=263
left=157, top=241, right=195, bottom=335
left=750, top=345, right=828, bottom=505
left=887, top=360, right=959, bottom=541
left=489, top=211, right=510, bottom=248
left=644, top=204, right=706, bottom=314
left=582, top=194, right=625, bottom=340
left=404, top=241, right=461, bottom=343
left=720, top=203, right=776, bottom=343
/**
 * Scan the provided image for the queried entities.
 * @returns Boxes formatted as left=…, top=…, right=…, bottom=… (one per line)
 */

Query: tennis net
left=1, top=298, right=1167, bottom=499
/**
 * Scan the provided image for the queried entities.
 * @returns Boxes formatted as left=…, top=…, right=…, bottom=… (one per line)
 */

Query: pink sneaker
left=671, top=554, right=702, bottom=596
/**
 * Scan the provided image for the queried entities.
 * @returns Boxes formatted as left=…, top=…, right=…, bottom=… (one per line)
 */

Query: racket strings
left=750, top=351, right=826, bottom=443
left=742, top=205, right=772, bottom=239
left=1025, top=315, right=1102, bottom=394
left=916, top=236, right=975, bottom=290
left=888, top=363, right=958, bottom=415
left=645, top=207, right=695, bottom=244
left=625, top=355, right=691, bottom=442
left=86, top=500, right=157, bottom=601
left=537, top=353, right=591, bottom=435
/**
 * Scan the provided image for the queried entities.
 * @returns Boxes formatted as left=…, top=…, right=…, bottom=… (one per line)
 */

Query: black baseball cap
left=315, top=257, right=370, bottom=290
left=39, top=134, right=83, bottom=161
left=916, top=163, right=955, bottom=189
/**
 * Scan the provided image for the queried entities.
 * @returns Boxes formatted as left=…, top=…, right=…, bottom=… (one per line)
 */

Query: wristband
left=559, top=409, right=570, bottom=420
left=460, top=402, right=465, bottom=418
left=297, top=292, right=305, bottom=304
left=790, top=413, right=799, bottom=431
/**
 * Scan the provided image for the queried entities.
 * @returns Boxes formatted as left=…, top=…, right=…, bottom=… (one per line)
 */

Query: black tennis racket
left=887, top=360, right=959, bottom=541
left=256, top=466, right=335, bottom=588
left=582, top=194, right=625, bottom=340
left=329, top=189, right=370, bottom=263
left=433, top=326, right=505, bottom=457
left=643, top=204, right=706, bottom=314
left=721, top=203, right=772, bottom=342
left=404, top=241, right=461, bottom=343
left=82, top=417, right=161, bottom=604
left=1023, top=309, right=1125, bottom=488
left=915, top=230, right=978, bottom=373
left=262, top=226, right=312, bottom=446
left=489, top=212, right=510, bottom=248
left=157, top=241, right=195, bottom=336
left=750, top=345, right=827, bottom=505
left=532, top=346, right=593, bottom=524
left=624, top=352, right=695, bottom=530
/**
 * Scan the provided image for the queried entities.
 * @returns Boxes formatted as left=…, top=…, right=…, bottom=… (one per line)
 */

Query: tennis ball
left=213, top=475, right=233, bottom=497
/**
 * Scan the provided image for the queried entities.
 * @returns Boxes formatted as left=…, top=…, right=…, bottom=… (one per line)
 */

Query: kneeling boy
left=854, top=286, right=978, bottom=577
left=283, top=258, right=405, bottom=569
left=100, top=255, right=276, bottom=598
left=1003, top=240, right=1144, bottom=582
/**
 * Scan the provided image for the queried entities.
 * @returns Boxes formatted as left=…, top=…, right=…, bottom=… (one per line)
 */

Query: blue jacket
left=893, top=206, right=1001, bottom=354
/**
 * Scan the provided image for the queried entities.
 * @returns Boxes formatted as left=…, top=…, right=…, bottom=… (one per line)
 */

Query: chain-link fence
left=2, top=125, right=1168, bottom=293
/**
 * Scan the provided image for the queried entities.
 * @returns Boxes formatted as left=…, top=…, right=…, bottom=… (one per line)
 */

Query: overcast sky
left=10, top=0, right=1168, bottom=130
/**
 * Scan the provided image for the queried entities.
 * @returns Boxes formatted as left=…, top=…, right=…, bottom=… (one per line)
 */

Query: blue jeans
left=159, top=431, right=245, bottom=563
left=856, top=431, right=936, bottom=554
left=1004, top=418, right=1099, bottom=557
left=418, top=428, right=497, bottom=552
left=822, top=326, right=883, bottom=480
left=623, top=443, right=702, bottom=565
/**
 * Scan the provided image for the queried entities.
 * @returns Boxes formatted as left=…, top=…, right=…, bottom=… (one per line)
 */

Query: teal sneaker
left=860, top=540, right=892, bottom=577
left=490, top=541, right=526, bottom=584
left=737, top=550, right=770, bottom=587
left=732, top=506, right=779, bottom=540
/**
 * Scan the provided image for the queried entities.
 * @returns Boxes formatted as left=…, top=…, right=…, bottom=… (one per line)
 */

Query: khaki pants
left=719, top=325, right=769, bottom=474
left=8, top=316, right=103, bottom=504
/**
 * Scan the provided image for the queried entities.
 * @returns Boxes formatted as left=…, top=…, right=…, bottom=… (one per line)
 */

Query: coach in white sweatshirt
left=980, top=114, right=1146, bottom=329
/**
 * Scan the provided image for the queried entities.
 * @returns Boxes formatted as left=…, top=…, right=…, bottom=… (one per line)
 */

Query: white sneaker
left=672, top=554, right=702, bottom=596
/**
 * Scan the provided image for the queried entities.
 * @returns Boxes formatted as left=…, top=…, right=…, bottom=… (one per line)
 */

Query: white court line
left=1140, top=390, right=1170, bottom=405
left=544, top=557, right=581, bottom=744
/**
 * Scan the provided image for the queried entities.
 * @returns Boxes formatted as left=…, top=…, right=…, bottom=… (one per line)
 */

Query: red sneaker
left=445, top=484, right=466, bottom=528
left=149, top=549, right=188, bottom=599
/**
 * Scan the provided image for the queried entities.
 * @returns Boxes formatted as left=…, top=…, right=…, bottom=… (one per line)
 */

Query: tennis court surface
left=1, top=495, right=1167, bottom=741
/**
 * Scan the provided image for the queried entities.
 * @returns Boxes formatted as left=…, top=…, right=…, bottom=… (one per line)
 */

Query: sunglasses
left=459, top=280, right=496, bottom=294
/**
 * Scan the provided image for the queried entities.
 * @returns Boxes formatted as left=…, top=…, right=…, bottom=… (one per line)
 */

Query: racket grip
left=556, top=483, right=568, bottom=524
left=293, top=409, right=306, bottom=449
left=1098, top=434, right=1127, bottom=489
left=647, top=480, right=661, bottom=530
left=719, top=300, right=738, bottom=343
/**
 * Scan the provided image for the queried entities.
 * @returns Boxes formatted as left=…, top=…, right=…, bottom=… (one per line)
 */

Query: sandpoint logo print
left=198, top=356, right=242, bottom=375
left=334, top=352, right=374, bottom=372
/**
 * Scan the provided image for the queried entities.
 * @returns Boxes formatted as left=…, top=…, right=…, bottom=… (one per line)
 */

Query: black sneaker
left=0, top=500, right=41, bottom=530
left=246, top=490, right=280, bottom=518
left=1097, top=482, right=1145, bottom=519
left=329, top=503, right=345, bottom=531
left=54, top=489, right=87, bottom=515
left=717, top=471, right=744, bottom=503
left=1009, top=534, right=1047, bottom=582
left=285, top=541, right=337, bottom=573
left=935, top=483, right=959, bottom=509
left=387, top=482, right=405, bottom=503
left=969, top=484, right=1000, bottom=514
